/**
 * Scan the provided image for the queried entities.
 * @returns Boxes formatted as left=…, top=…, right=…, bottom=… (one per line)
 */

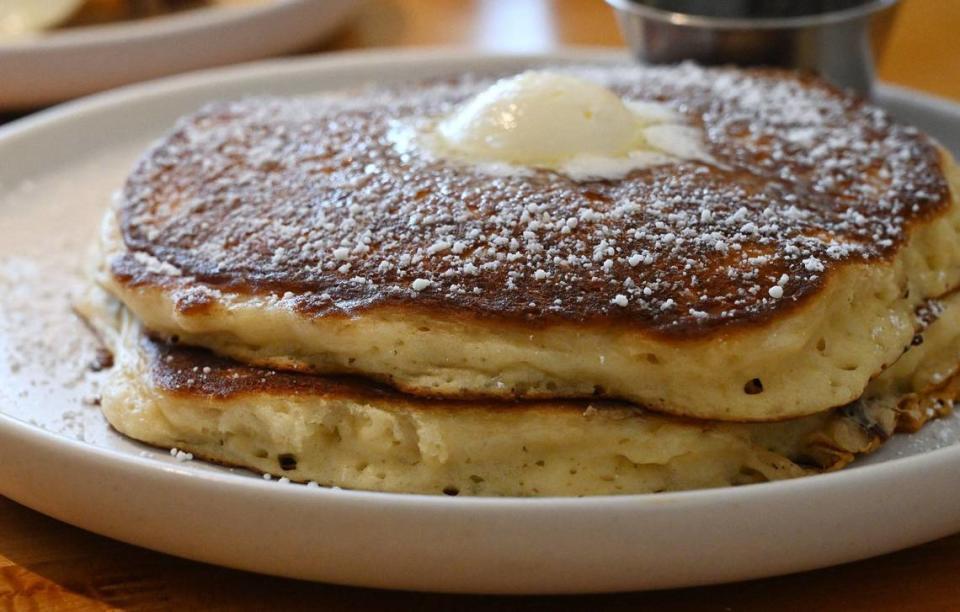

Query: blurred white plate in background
left=0, top=0, right=358, bottom=109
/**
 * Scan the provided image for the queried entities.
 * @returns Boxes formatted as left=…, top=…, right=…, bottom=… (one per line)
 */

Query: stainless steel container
left=607, top=0, right=899, bottom=96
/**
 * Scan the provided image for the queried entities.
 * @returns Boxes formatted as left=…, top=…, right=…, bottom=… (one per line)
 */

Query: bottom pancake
left=80, top=288, right=958, bottom=496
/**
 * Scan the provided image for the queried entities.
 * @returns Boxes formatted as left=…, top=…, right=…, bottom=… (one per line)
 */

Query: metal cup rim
left=605, top=0, right=898, bottom=30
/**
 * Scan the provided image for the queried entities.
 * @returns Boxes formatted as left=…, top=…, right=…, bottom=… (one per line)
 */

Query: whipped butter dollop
left=438, top=71, right=642, bottom=165
left=395, top=70, right=713, bottom=181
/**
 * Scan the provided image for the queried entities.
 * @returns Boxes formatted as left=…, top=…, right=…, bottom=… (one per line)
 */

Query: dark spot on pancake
left=744, top=378, right=764, bottom=394
left=735, top=467, right=769, bottom=484
left=839, top=403, right=891, bottom=441
left=790, top=455, right=824, bottom=469
left=89, top=347, right=114, bottom=371
left=278, top=453, right=298, bottom=471
left=174, top=290, right=215, bottom=315
left=442, top=486, right=460, bottom=496
left=912, top=334, right=924, bottom=346
left=582, top=190, right=611, bottom=204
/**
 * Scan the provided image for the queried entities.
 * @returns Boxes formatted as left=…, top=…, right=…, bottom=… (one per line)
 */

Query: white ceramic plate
left=0, top=0, right=358, bottom=109
left=2, top=49, right=960, bottom=595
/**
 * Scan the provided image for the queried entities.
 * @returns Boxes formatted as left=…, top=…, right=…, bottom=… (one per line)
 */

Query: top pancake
left=101, top=63, right=960, bottom=421
left=113, top=64, right=948, bottom=334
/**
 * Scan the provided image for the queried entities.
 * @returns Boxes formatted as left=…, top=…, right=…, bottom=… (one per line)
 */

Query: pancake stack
left=82, top=63, right=960, bottom=496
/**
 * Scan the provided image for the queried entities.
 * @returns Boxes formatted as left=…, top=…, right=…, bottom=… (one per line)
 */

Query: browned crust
left=141, top=330, right=959, bottom=439
left=144, top=334, right=638, bottom=415
left=109, top=64, right=951, bottom=341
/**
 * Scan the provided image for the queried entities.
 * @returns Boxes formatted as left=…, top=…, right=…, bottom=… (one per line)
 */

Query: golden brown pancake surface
left=111, top=64, right=949, bottom=337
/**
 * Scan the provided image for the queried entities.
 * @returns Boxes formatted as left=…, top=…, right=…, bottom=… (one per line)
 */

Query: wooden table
left=3, top=1, right=959, bottom=609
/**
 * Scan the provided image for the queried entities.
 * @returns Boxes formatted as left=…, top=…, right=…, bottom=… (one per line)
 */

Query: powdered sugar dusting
left=0, top=146, right=270, bottom=475
left=114, top=63, right=948, bottom=334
